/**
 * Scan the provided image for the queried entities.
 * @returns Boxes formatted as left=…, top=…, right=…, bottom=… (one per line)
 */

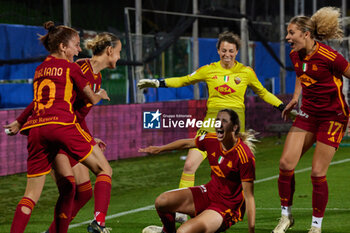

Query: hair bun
left=43, top=21, right=55, bottom=32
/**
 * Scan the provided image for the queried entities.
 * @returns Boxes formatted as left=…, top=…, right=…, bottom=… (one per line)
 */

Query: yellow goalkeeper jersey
left=165, top=60, right=282, bottom=110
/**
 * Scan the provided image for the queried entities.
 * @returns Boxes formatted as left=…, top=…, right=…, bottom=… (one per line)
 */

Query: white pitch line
left=65, top=158, right=350, bottom=230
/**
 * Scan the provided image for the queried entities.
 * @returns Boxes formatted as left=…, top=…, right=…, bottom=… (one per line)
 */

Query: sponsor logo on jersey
left=297, top=74, right=317, bottom=87
left=143, top=109, right=162, bottom=129
left=227, top=161, right=232, bottom=168
left=215, top=84, right=235, bottom=95
left=234, top=76, right=241, bottom=84
left=295, top=63, right=299, bottom=68
left=211, top=165, right=225, bottom=178
left=312, top=64, right=318, bottom=71
left=212, top=75, right=218, bottom=79
left=211, top=152, right=216, bottom=157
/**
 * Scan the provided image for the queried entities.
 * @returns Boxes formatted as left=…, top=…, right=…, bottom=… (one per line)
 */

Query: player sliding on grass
left=139, top=109, right=256, bottom=233
left=272, top=7, right=350, bottom=233
left=138, top=31, right=284, bottom=223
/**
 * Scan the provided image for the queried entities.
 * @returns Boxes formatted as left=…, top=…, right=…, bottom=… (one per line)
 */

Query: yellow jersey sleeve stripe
left=317, top=50, right=335, bottom=61
left=65, top=68, right=74, bottom=114
left=319, top=47, right=336, bottom=58
left=240, top=145, right=249, bottom=163
left=236, top=145, right=248, bottom=164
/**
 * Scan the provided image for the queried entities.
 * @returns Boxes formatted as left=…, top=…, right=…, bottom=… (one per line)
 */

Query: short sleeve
left=332, top=52, right=350, bottom=76
left=195, top=134, right=207, bottom=151
left=239, top=153, right=255, bottom=182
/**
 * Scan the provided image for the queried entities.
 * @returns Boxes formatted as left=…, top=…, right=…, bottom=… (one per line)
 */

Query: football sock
left=311, top=216, right=323, bottom=228
left=281, top=206, right=292, bottom=217
left=179, top=172, right=195, bottom=189
left=156, top=209, right=176, bottom=233
left=70, top=180, right=93, bottom=221
left=49, top=176, right=76, bottom=233
left=278, top=168, right=295, bottom=207
left=94, top=174, right=112, bottom=227
left=311, top=176, right=328, bottom=218
left=10, top=197, right=36, bottom=233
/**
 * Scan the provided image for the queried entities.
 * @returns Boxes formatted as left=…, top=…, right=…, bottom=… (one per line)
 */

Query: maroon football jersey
left=289, top=42, right=350, bottom=119
left=21, top=56, right=88, bottom=132
left=195, top=133, right=255, bottom=209
left=73, top=59, right=102, bottom=122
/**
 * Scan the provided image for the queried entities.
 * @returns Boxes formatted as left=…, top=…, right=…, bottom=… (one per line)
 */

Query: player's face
left=217, top=41, right=238, bottom=67
left=286, top=23, right=307, bottom=52
left=63, top=34, right=82, bottom=62
left=108, top=41, right=122, bottom=69
left=215, top=111, right=233, bottom=141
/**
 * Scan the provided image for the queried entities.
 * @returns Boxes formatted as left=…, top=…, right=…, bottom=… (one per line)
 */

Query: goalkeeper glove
left=275, top=103, right=286, bottom=112
left=138, top=79, right=165, bottom=89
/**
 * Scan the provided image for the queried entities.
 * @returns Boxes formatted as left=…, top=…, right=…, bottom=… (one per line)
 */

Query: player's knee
left=279, top=157, right=293, bottom=170
left=57, top=176, right=76, bottom=197
left=311, top=166, right=326, bottom=177
left=183, top=160, right=197, bottom=173
left=104, top=163, right=113, bottom=177
left=155, top=193, right=170, bottom=211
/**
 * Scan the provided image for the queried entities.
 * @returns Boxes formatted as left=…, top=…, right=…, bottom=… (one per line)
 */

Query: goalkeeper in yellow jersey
left=138, top=31, right=285, bottom=224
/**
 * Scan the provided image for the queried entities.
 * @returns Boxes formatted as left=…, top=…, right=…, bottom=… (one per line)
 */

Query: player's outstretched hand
left=282, top=99, right=298, bottom=121
left=94, top=137, right=107, bottom=152
left=3, top=120, right=21, bottom=136
left=137, top=79, right=160, bottom=89
left=97, top=88, right=110, bottom=101
left=138, top=146, right=162, bottom=154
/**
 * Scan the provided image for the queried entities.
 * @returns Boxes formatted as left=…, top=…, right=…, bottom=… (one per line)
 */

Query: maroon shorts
left=190, top=185, right=244, bottom=232
left=27, top=123, right=94, bottom=177
left=58, top=123, right=96, bottom=167
left=293, top=114, right=348, bottom=148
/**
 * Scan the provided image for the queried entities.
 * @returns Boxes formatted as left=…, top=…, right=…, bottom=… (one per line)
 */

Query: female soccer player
left=7, top=21, right=112, bottom=233
left=138, top=31, right=283, bottom=222
left=5, top=32, right=121, bottom=233
left=139, top=109, right=256, bottom=233
left=272, top=7, right=350, bottom=233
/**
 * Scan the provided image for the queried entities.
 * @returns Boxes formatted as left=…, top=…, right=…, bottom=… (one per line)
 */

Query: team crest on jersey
left=234, top=77, right=241, bottom=84
left=294, top=63, right=299, bottom=68
left=211, top=152, right=216, bottom=157
left=212, top=75, right=218, bottom=79
left=312, top=64, right=318, bottom=71
left=215, top=84, right=235, bottom=95
left=227, top=161, right=232, bottom=168
left=297, top=74, right=317, bottom=87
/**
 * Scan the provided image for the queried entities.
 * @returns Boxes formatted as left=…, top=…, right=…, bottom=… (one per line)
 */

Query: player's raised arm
left=139, top=138, right=196, bottom=154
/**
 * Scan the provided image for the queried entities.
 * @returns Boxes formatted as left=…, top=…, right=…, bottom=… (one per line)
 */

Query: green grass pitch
left=0, top=136, right=349, bottom=232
